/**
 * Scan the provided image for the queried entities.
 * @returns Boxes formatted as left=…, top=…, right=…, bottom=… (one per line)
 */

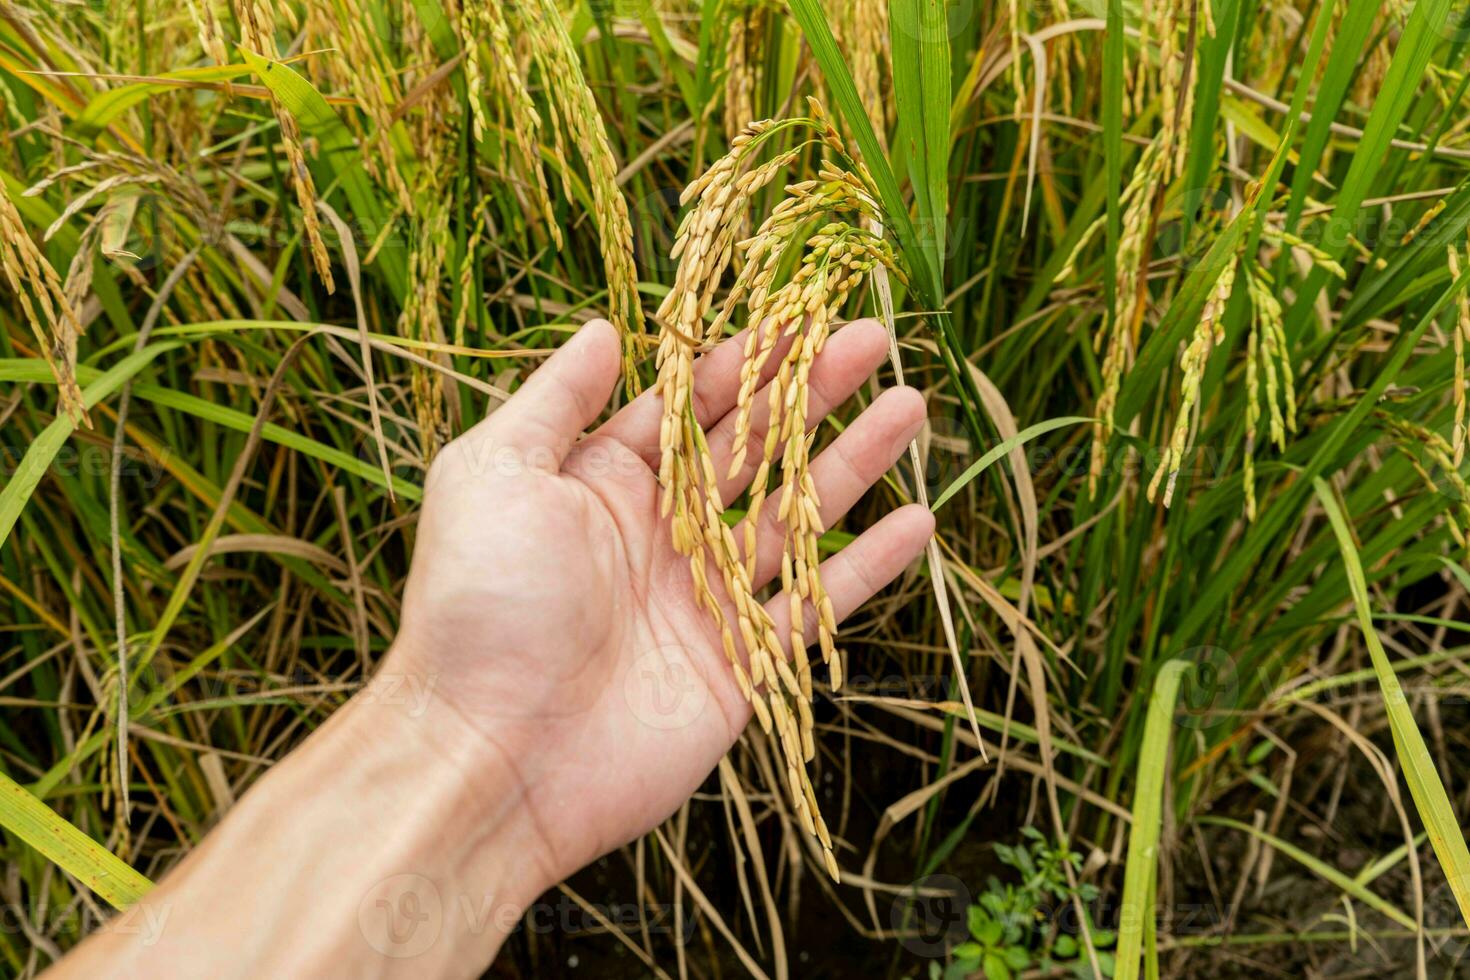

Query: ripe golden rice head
left=1448, top=241, right=1470, bottom=466
left=0, top=182, right=86, bottom=423
left=460, top=0, right=560, bottom=246
left=306, top=0, right=412, bottom=212
left=521, top=0, right=644, bottom=382
left=1147, top=258, right=1236, bottom=507
left=1088, top=4, right=1199, bottom=492
left=233, top=0, right=335, bottom=293
left=656, top=102, right=908, bottom=879
left=1242, top=262, right=1294, bottom=521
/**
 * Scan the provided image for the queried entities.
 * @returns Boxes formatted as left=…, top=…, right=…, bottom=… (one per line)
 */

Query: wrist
left=58, top=665, right=558, bottom=980
left=329, top=668, right=558, bottom=968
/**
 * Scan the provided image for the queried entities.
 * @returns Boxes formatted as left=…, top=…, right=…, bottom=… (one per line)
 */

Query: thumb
left=466, top=319, right=623, bottom=464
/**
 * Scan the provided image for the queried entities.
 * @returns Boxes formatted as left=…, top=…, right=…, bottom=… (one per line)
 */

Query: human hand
left=46, top=317, right=935, bottom=980
left=385, top=316, right=933, bottom=889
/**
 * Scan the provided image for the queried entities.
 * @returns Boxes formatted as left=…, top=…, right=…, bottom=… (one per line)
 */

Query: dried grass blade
left=652, top=827, right=773, bottom=980
left=719, top=758, right=789, bottom=980
left=317, top=200, right=393, bottom=500
left=108, top=247, right=199, bottom=827
left=871, top=262, right=984, bottom=757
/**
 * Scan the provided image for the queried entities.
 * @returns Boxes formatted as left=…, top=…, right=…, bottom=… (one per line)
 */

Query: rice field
left=4, top=0, right=1470, bottom=976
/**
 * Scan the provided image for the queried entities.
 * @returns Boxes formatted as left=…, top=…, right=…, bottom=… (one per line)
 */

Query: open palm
left=388, top=318, right=933, bottom=884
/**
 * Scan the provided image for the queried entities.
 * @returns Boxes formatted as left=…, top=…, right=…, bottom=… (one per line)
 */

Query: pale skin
left=51, top=317, right=934, bottom=978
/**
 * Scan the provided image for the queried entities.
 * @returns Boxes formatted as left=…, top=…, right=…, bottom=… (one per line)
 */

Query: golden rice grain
left=184, top=0, right=230, bottom=69
left=1242, top=262, right=1294, bottom=521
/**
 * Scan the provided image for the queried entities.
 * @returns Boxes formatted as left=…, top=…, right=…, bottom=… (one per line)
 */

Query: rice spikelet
left=0, top=181, right=87, bottom=423
left=1147, top=260, right=1236, bottom=506
left=235, top=0, right=335, bottom=293
left=461, top=0, right=559, bottom=244
left=1088, top=0, right=1198, bottom=491
left=1242, top=262, right=1295, bottom=521
left=308, top=0, right=412, bottom=212
left=1377, top=411, right=1470, bottom=548
left=723, top=1, right=767, bottom=142
left=523, top=0, right=643, bottom=382
left=1448, top=241, right=1470, bottom=466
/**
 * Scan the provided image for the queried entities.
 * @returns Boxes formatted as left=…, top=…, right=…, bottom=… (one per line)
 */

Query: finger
left=763, top=504, right=935, bottom=652
left=469, top=319, right=622, bottom=464
left=705, top=318, right=890, bottom=502
left=596, top=324, right=796, bottom=463
left=741, top=385, right=926, bottom=590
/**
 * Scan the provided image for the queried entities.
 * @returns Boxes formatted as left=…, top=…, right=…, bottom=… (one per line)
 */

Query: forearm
left=50, top=674, right=555, bottom=978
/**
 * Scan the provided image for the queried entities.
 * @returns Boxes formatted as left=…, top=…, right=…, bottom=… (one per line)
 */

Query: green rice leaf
left=1114, top=659, right=1190, bottom=980
left=888, top=0, right=949, bottom=287
left=0, top=359, right=420, bottom=502
left=1313, top=477, right=1470, bottom=928
left=1280, top=0, right=1393, bottom=238
left=72, top=65, right=255, bottom=138
left=0, top=343, right=179, bottom=553
left=931, top=416, right=1091, bottom=513
left=784, top=0, right=938, bottom=309
left=238, top=49, right=407, bottom=299
left=1284, top=0, right=1453, bottom=333
left=0, top=769, right=152, bottom=909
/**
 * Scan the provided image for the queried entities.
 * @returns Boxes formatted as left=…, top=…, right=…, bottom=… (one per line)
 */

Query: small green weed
left=934, top=830, right=1116, bottom=980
